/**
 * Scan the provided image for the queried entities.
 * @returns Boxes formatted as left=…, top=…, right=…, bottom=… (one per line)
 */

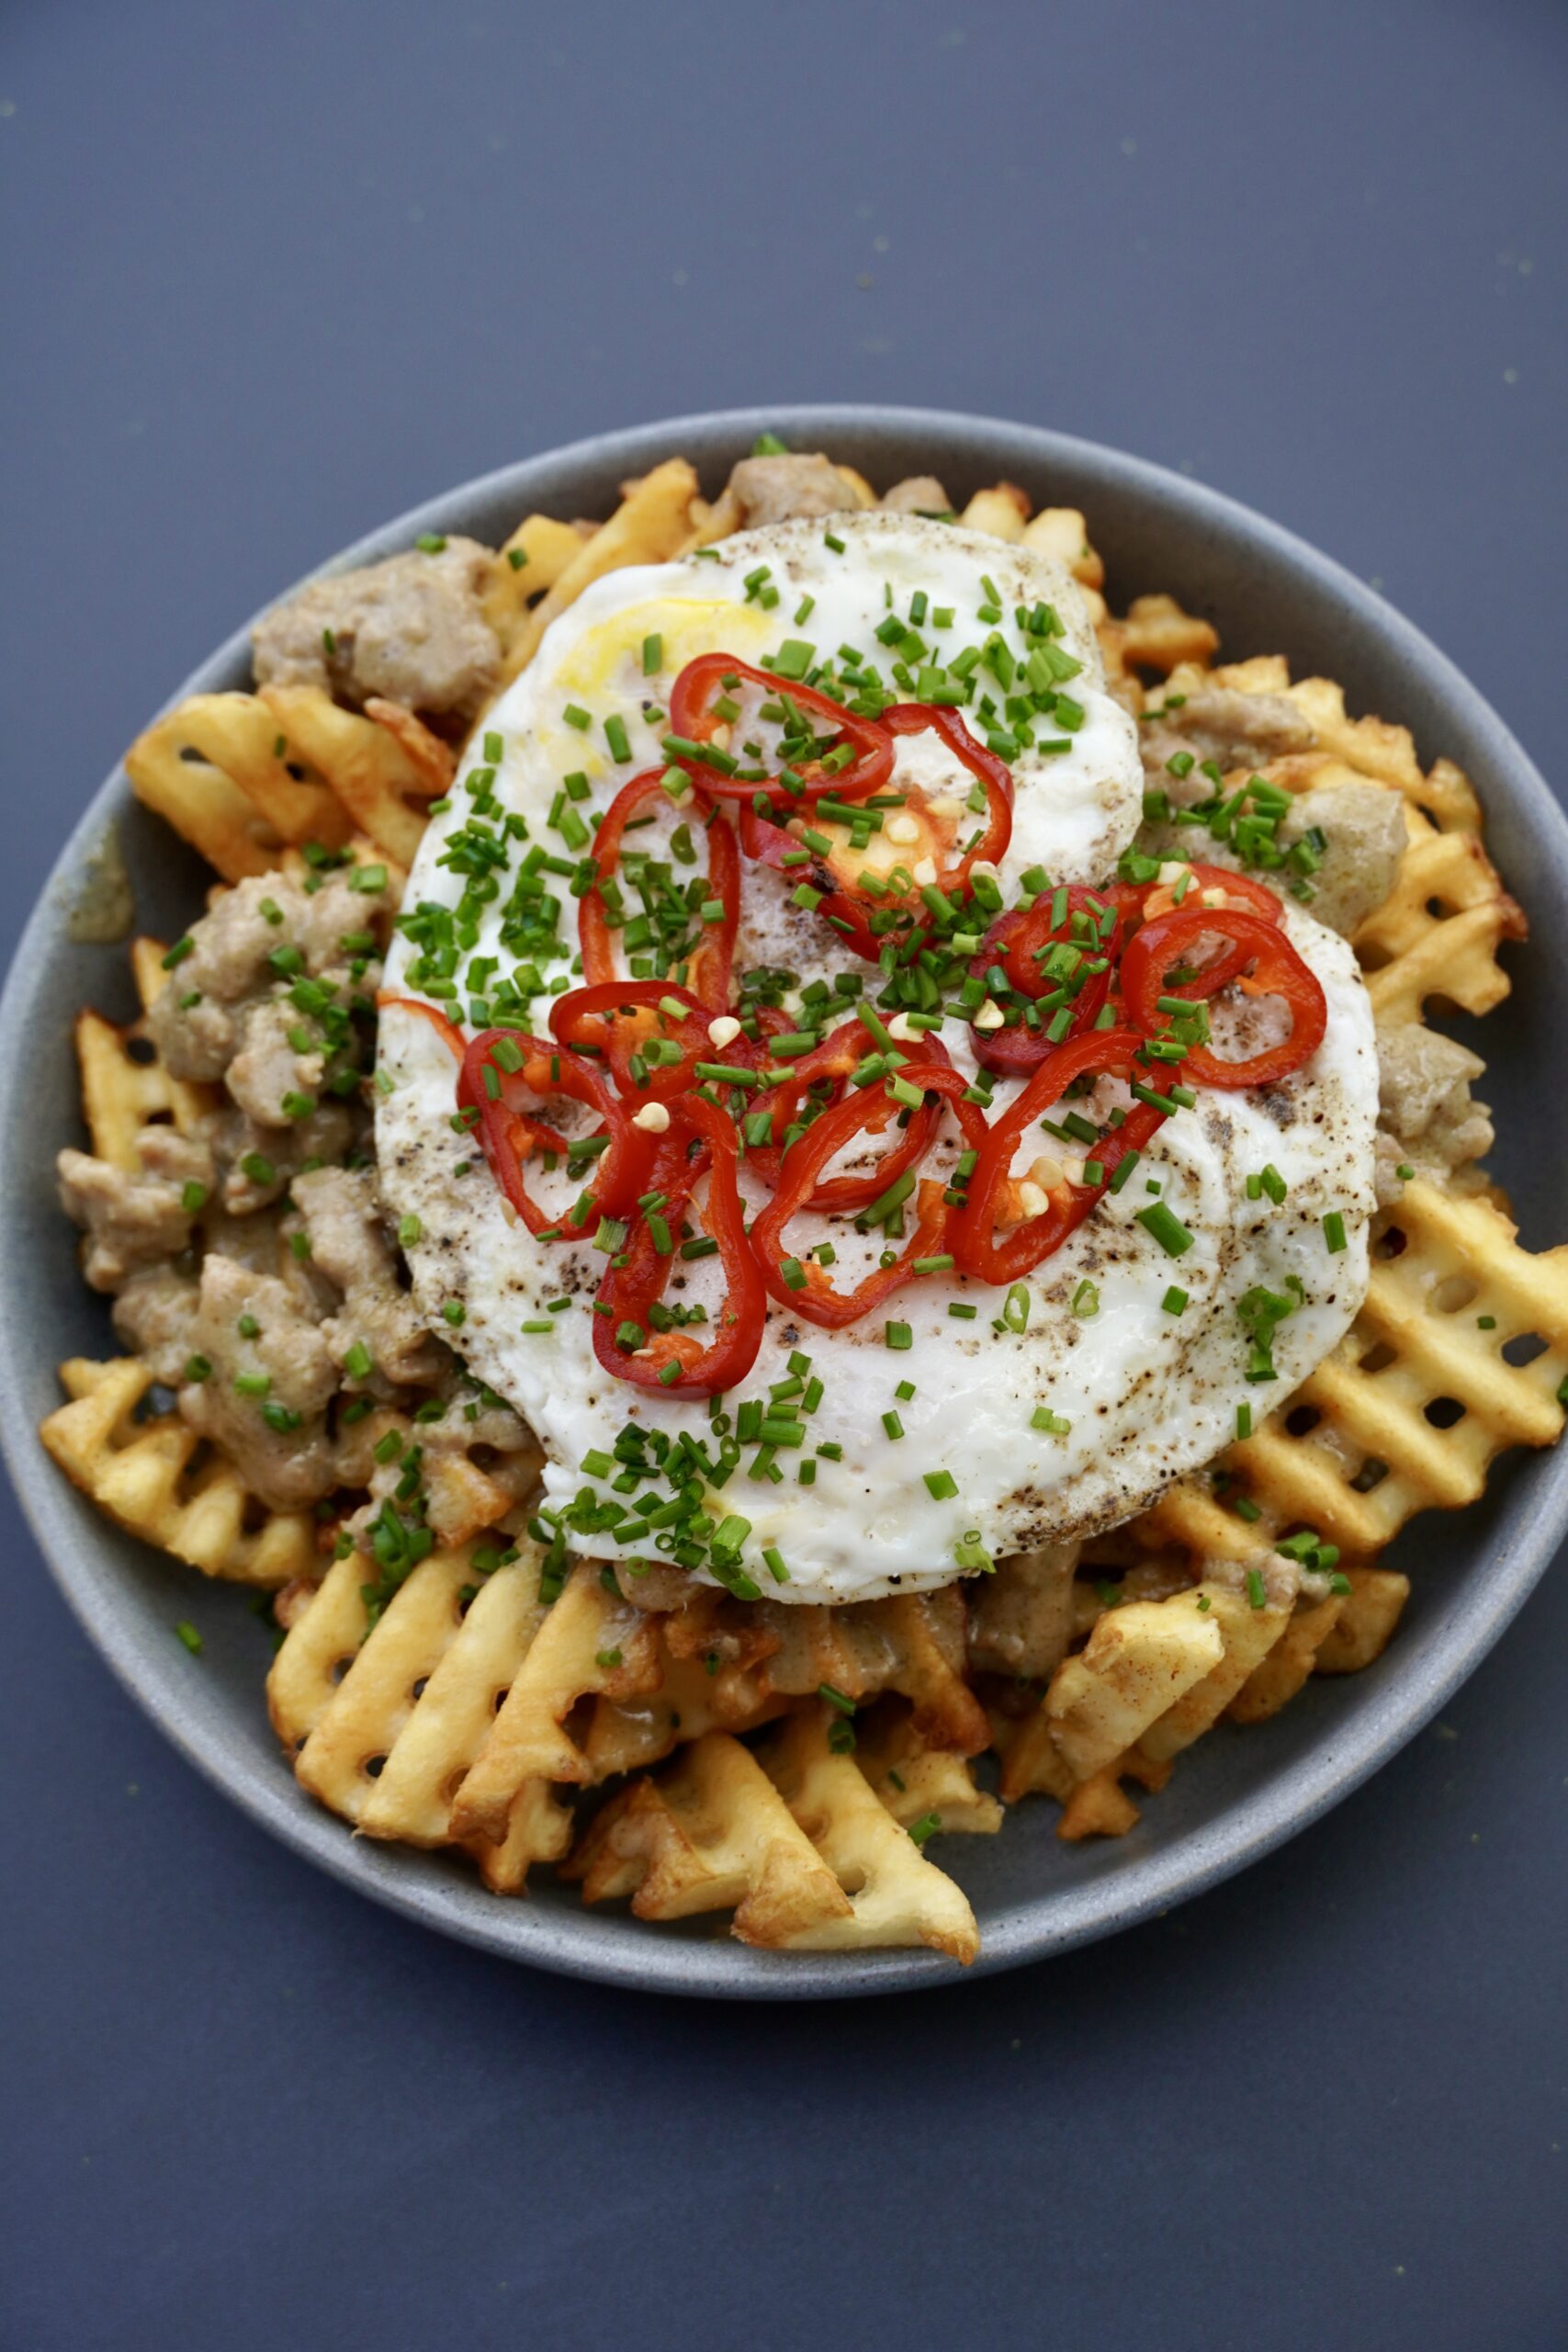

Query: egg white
left=377, top=513, right=1377, bottom=1603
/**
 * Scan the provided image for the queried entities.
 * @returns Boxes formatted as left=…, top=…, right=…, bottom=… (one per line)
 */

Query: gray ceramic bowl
left=4, top=404, right=1565, bottom=2000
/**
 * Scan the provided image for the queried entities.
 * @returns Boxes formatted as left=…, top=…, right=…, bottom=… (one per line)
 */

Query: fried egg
left=378, top=512, right=1377, bottom=1603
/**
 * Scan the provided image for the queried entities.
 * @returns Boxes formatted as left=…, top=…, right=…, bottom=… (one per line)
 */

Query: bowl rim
left=5, top=400, right=1566, bottom=2001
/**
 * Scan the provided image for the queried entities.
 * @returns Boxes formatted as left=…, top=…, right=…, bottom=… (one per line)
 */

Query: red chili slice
left=967, top=886, right=1121, bottom=1076
left=592, top=1093, right=764, bottom=1396
left=549, top=978, right=712, bottom=1104
left=667, top=653, right=893, bottom=808
left=1119, top=906, right=1326, bottom=1090
left=578, top=767, right=739, bottom=1012
left=748, top=1063, right=987, bottom=1328
left=949, top=1027, right=1165, bottom=1286
left=879, top=704, right=1014, bottom=888
left=737, top=801, right=887, bottom=960
left=457, top=1030, right=651, bottom=1238
left=742, top=1018, right=958, bottom=1213
left=737, top=703, right=1016, bottom=962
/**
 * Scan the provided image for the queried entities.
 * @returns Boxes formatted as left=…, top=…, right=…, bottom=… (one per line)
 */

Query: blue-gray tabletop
left=4, top=4, right=1565, bottom=2347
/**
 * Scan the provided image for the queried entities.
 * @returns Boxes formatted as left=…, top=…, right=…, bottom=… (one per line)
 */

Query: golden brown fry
left=758, top=1708, right=979, bottom=1962
left=1227, top=1596, right=1345, bottom=1724
left=272, top=1543, right=571, bottom=1894
left=41, top=1358, right=315, bottom=1586
left=483, top=514, right=597, bottom=649
left=1045, top=1592, right=1224, bottom=1782
left=256, top=684, right=447, bottom=868
left=1356, top=806, right=1526, bottom=1026
left=1314, top=1566, right=1411, bottom=1674
left=448, top=1562, right=661, bottom=1841
left=499, top=458, right=700, bottom=684
left=853, top=1702, right=1003, bottom=1838
left=75, top=957, right=220, bottom=1172
left=566, top=1727, right=853, bottom=1936
left=960, top=481, right=1031, bottom=540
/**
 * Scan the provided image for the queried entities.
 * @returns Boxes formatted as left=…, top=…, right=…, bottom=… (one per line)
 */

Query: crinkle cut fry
left=498, top=459, right=700, bottom=684
left=256, top=684, right=451, bottom=869
left=447, top=1562, right=663, bottom=1844
left=271, top=1542, right=571, bottom=1894
left=123, top=690, right=355, bottom=882
left=568, top=1709, right=980, bottom=1962
left=40, top=1357, right=315, bottom=1586
left=1355, top=805, right=1526, bottom=1027
left=1179, top=1179, right=1568, bottom=1555
left=75, top=936, right=220, bottom=1171
left=122, top=682, right=447, bottom=881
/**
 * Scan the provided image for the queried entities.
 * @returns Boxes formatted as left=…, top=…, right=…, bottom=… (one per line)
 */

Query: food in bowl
left=39, top=440, right=1568, bottom=1965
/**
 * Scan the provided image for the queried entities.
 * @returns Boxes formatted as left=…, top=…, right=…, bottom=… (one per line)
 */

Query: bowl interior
left=5, top=403, right=1566, bottom=1997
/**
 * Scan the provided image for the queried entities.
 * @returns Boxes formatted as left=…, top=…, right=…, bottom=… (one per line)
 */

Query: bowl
left=5, top=403, right=1565, bottom=2000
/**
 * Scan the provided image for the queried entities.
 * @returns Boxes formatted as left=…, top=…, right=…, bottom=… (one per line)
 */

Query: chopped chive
left=923, top=1470, right=958, bottom=1500
left=1323, top=1210, right=1348, bottom=1253
left=1136, top=1203, right=1194, bottom=1257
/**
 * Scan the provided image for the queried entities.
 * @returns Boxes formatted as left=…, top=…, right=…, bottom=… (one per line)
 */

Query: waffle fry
left=1203, top=1179, right=1568, bottom=1555
left=448, top=1563, right=663, bottom=1842
left=125, top=698, right=304, bottom=882
left=1314, top=1566, right=1410, bottom=1673
left=757, top=1709, right=980, bottom=1962
left=581, top=1645, right=790, bottom=1781
left=272, top=1541, right=572, bottom=1893
left=256, top=684, right=449, bottom=868
left=1356, top=806, right=1526, bottom=1026
left=483, top=514, right=596, bottom=650
left=41, top=1358, right=315, bottom=1585
left=566, top=1726, right=854, bottom=1937
left=73, top=932, right=221, bottom=1170
left=1045, top=1591, right=1224, bottom=1782
left=1105, top=592, right=1222, bottom=677
left=853, top=1702, right=1003, bottom=1837
left=570, top=1711, right=980, bottom=1962
left=498, top=458, right=700, bottom=685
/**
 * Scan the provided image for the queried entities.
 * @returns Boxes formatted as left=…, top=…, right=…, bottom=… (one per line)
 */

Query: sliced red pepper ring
left=376, top=994, right=467, bottom=1060
left=578, top=766, right=740, bottom=1012
left=949, top=1027, right=1163, bottom=1286
left=967, top=887, right=1121, bottom=1076
left=736, top=703, right=1016, bottom=962
left=457, top=1030, right=651, bottom=1238
left=737, top=801, right=887, bottom=960
left=549, top=978, right=713, bottom=1103
left=667, top=653, right=893, bottom=808
left=748, top=1062, right=987, bottom=1327
left=592, top=1094, right=764, bottom=1396
left=1119, top=906, right=1326, bottom=1090
left=744, top=1018, right=959, bottom=1213
left=878, top=704, right=1014, bottom=891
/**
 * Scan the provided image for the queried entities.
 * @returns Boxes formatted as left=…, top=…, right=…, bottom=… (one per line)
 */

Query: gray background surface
left=3, top=3, right=1565, bottom=2347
